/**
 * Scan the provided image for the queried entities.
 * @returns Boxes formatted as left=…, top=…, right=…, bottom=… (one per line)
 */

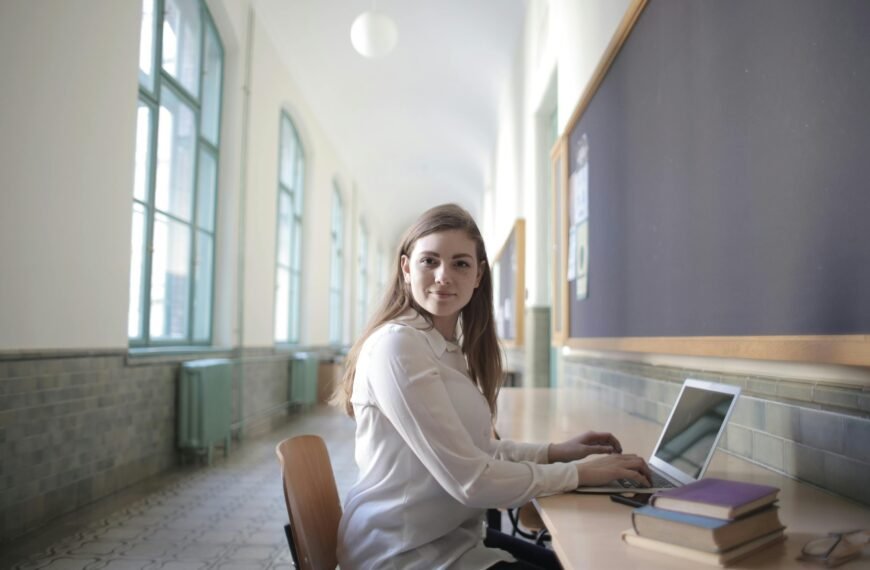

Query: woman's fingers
left=613, top=455, right=652, bottom=486
left=620, top=468, right=651, bottom=487
left=584, top=431, right=623, bottom=453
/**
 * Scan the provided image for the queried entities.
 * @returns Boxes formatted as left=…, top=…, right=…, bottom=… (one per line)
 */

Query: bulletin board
left=554, top=0, right=870, bottom=366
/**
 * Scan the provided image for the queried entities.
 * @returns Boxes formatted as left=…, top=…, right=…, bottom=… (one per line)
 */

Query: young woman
left=334, top=204, right=651, bottom=569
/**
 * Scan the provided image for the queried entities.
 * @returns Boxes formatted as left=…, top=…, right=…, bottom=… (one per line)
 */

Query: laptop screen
left=653, top=385, right=738, bottom=479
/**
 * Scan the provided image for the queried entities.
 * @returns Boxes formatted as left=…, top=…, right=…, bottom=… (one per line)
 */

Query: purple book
left=650, top=478, right=780, bottom=520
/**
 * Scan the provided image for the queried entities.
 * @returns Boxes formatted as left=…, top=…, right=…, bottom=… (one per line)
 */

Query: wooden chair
left=276, top=435, right=342, bottom=570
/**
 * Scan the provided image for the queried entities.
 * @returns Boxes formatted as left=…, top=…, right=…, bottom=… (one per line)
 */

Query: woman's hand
left=574, top=454, right=652, bottom=488
left=548, top=431, right=623, bottom=463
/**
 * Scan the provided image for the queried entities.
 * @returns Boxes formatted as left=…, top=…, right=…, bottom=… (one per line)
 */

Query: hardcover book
left=650, top=478, right=779, bottom=520
left=631, top=505, right=783, bottom=552
left=621, top=527, right=786, bottom=567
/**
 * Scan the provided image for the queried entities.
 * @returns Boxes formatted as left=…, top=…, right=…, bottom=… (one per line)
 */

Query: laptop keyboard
left=617, top=472, right=676, bottom=489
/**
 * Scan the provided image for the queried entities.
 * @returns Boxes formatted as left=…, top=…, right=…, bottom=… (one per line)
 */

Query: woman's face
left=401, top=230, right=483, bottom=337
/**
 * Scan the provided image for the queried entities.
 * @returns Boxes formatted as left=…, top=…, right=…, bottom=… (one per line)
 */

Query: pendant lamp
left=350, top=5, right=398, bottom=58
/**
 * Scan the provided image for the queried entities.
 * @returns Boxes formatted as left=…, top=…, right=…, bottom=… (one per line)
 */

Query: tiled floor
left=4, top=406, right=358, bottom=570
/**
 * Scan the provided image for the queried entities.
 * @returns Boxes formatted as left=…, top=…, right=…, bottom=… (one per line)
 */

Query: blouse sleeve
left=362, top=326, right=578, bottom=509
left=488, top=439, right=550, bottom=464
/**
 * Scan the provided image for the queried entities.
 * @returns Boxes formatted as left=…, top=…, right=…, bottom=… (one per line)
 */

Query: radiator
left=289, top=353, right=319, bottom=406
left=178, top=358, right=233, bottom=464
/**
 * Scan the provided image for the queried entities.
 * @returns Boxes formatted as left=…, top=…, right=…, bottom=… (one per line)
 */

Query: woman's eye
left=455, top=261, right=470, bottom=269
left=420, top=257, right=436, bottom=266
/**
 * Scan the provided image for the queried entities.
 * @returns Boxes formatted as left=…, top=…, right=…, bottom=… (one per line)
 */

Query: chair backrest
left=276, top=435, right=343, bottom=570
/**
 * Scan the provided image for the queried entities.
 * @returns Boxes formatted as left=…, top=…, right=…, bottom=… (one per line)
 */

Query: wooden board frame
left=492, top=219, right=526, bottom=348
left=549, top=137, right=569, bottom=346
left=555, top=0, right=870, bottom=367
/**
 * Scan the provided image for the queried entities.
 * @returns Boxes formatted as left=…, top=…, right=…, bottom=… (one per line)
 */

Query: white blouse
left=336, top=312, right=579, bottom=570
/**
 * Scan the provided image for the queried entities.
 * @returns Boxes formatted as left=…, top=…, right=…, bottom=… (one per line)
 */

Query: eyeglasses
left=798, top=529, right=870, bottom=567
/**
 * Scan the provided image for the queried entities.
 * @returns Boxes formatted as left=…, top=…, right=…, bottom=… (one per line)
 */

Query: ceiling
left=254, top=0, right=528, bottom=248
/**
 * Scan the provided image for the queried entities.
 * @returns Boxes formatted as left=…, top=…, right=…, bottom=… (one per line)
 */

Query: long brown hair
left=333, top=203, right=503, bottom=418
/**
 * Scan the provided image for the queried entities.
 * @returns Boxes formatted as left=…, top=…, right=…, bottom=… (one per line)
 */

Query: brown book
left=632, top=505, right=783, bottom=552
left=622, top=527, right=786, bottom=567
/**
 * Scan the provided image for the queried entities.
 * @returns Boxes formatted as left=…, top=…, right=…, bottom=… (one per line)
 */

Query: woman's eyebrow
left=416, top=251, right=474, bottom=259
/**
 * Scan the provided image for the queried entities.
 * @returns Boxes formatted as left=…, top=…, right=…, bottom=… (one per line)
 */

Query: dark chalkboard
left=559, top=0, right=870, bottom=366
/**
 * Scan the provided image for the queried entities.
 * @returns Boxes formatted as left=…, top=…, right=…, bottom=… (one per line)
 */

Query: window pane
left=294, top=159, right=305, bottom=213
left=277, top=191, right=291, bottom=267
left=291, top=216, right=302, bottom=272
left=155, top=86, right=196, bottom=221
left=196, top=147, right=216, bottom=231
left=280, top=117, right=297, bottom=188
left=138, top=0, right=157, bottom=92
left=290, top=272, right=301, bottom=342
left=134, top=101, right=153, bottom=203
left=162, top=0, right=202, bottom=97
left=192, top=231, right=213, bottom=342
left=274, top=267, right=290, bottom=342
left=128, top=203, right=148, bottom=339
left=150, top=213, right=191, bottom=340
left=201, top=21, right=222, bottom=145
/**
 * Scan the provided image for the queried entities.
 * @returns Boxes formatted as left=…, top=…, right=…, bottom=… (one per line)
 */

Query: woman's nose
left=435, top=265, right=452, bottom=283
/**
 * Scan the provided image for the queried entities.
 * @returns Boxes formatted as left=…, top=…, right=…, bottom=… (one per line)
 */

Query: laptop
left=576, top=378, right=741, bottom=493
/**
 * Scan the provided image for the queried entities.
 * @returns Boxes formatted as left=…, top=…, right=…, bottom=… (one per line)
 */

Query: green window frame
left=275, top=112, right=305, bottom=344
left=329, top=185, right=344, bottom=345
left=357, top=222, right=369, bottom=336
left=129, top=0, right=224, bottom=347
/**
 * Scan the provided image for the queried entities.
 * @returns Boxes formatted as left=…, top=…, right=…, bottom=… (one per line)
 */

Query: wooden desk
left=496, top=388, right=870, bottom=569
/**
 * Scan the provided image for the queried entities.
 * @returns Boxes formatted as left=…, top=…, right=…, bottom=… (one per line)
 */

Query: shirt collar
left=396, top=309, right=461, bottom=356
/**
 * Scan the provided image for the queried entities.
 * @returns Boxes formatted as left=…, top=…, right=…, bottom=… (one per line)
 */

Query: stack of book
left=621, top=478, right=786, bottom=566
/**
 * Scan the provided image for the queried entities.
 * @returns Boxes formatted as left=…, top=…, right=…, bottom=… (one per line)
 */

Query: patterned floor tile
left=221, top=545, right=277, bottom=562
left=121, top=543, right=174, bottom=558
left=5, top=407, right=359, bottom=570
left=211, top=562, right=266, bottom=570
left=92, top=559, right=155, bottom=570
left=68, top=541, right=127, bottom=557
left=38, top=558, right=101, bottom=570
left=151, top=563, right=208, bottom=570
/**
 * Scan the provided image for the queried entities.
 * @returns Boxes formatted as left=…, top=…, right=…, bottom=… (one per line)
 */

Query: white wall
left=485, top=0, right=631, bottom=307
left=238, top=6, right=390, bottom=348
left=0, top=1, right=141, bottom=351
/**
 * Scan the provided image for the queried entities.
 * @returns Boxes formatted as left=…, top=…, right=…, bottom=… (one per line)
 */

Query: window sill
left=126, top=345, right=235, bottom=366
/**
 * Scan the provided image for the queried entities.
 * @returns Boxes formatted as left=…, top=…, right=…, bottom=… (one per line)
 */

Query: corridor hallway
left=3, top=407, right=357, bottom=570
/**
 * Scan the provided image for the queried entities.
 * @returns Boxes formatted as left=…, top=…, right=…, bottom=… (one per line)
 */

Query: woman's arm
left=548, top=431, right=623, bottom=462
left=488, top=431, right=622, bottom=464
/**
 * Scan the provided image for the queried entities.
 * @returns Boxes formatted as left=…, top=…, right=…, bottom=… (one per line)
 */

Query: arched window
left=357, top=221, right=369, bottom=336
left=329, top=185, right=344, bottom=345
left=129, top=0, right=223, bottom=346
left=275, top=113, right=305, bottom=344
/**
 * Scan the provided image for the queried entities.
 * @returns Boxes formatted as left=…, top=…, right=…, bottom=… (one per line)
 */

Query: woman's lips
left=429, top=291, right=455, bottom=298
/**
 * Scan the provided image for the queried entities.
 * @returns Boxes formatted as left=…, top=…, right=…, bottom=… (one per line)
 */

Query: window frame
left=329, top=185, right=344, bottom=345
left=357, top=221, right=369, bottom=336
left=129, top=0, right=224, bottom=348
left=274, top=111, right=305, bottom=345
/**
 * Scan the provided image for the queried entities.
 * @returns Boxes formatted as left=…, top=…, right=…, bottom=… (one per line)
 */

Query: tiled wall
left=562, top=355, right=870, bottom=506
left=0, top=347, right=322, bottom=543
left=235, top=349, right=295, bottom=437
left=523, top=307, right=550, bottom=388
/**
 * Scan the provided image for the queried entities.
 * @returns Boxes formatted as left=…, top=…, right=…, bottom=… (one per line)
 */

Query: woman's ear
left=475, top=260, right=485, bottom=288
left=400, top=254, right=411, bottom=283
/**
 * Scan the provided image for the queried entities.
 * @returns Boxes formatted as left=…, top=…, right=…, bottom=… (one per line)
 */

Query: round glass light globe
left=350, top=11, right=398, bottom=58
